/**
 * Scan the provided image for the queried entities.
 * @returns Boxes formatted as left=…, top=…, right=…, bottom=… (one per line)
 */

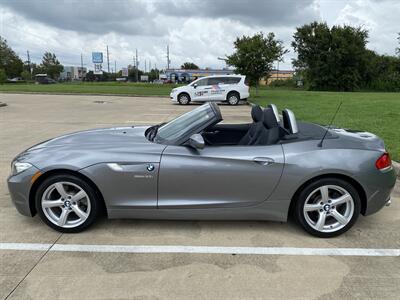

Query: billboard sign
left=94, top=63, right=103, bottom=75
left=122, top=67, right=128, bottom=77
left=92, top=52, right=103, bottom=63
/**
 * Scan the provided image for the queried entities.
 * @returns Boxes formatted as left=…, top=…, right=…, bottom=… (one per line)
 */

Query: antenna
left=317, top=101, right=343, bottom=148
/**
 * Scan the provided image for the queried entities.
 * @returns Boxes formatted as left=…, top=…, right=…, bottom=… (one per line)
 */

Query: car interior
left=202, top=103, right=298, bottom=146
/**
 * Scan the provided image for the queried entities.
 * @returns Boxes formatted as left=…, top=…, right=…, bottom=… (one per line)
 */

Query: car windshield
left=155, top=103, right=215, bottom=143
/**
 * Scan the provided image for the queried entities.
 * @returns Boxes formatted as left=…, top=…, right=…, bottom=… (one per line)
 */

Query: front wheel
left=227, top=92, right=240, bottom=105
left=294, top=178, right=361, bottom=238
left=35, top=174, right=101, bottom=233
left=178, top=93, right=191, bottom=105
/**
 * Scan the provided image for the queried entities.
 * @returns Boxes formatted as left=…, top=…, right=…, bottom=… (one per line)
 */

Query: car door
left=158, top=144, right=284, bottom=208
left=191, top=78, right=211, bottom=101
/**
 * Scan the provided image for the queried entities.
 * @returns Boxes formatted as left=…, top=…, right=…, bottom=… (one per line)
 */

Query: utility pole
left=26, top=50, right=31, bottom=74
left=80, top=53, right=84, bottom=80
left=106, top=45, right=110, bottom=73
left=135, top=49, right=139, bottom=82
left=114, top=61, right=116, bottom=74
left=149, top=61, right=151, bottom=71
left=145, top=59, right=147, bottom=73
left=166, top=45, right=170, bottom=70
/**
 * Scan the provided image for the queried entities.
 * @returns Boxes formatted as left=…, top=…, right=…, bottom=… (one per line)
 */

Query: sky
left=0, top=0, right=399, bottom=72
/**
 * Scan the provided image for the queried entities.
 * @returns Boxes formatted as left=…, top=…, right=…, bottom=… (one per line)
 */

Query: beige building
left=260, top=70, right=295, bottom=85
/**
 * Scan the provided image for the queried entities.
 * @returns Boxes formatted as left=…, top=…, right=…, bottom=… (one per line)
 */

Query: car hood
left=16, top=126, right=167, bottom=171
left=28, top=126, right=150, bottom=150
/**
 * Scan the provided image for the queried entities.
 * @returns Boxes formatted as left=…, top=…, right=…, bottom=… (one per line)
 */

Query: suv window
left=208, top=77, right=223, bottom=85
left=224, top=77, right=241, bottom=84
left=194, top=78, right=208, bottom=86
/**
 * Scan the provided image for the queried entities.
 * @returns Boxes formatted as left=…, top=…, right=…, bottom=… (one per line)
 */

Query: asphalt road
left=0, top=93, right=399, bottom=300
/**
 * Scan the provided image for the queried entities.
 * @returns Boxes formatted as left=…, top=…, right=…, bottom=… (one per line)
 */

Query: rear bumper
left=363, top=166, right=397, bottom=216
left=7, top=166, right=40, bottom=217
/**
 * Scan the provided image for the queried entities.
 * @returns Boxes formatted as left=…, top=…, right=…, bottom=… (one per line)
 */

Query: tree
left=40, top=52, right=63, bottom=79
left=226, top=32, right=287, bottom=94
left=181, top=62, right=199, bottom=69
left=397, top=33, right=400, bottom=56
left=20, top=70, right=31, bottom=81
left=0, top=36, right=24, bottom=78
left=0, top=69, right=6, bottom=84
left=292, top=22, right=369, bottom=91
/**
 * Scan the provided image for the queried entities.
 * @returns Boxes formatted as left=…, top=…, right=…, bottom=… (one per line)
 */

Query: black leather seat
left=253, top=108, right=281, bottom=145
left=238, top=105, right=263, bottom=145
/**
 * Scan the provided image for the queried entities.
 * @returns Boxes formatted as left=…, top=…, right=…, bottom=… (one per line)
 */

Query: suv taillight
left=375, top=152, right=391, bottom=170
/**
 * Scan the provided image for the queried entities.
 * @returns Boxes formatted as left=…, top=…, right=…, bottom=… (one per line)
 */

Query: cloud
left=155, top=0, right=319, bottom=27
left=0, top=0, right=164, bottom=36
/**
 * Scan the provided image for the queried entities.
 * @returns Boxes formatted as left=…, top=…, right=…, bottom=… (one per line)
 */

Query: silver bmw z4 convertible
left=8, top=102, right=396, bottom=237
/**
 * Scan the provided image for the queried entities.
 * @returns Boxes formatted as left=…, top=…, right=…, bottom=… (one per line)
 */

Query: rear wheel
left=35, top=174, right=100, bottom=233
left=294, top=178, right=360, bottom=238
left=178, top=93, right=191, bottom=105
left=227, top=91, right=240, bottom=105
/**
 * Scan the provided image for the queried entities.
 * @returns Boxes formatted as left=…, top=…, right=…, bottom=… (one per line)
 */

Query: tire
left=178, top=93, right=191, bottom=105
left=35, top=174, right=101, bottom=233
left=294, top=177, right=361, bottom=238
left=227, top=92, right=240, bottom=105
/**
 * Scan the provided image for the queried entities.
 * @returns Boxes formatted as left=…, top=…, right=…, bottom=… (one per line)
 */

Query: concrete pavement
left=0, top=93, right=399, bottom=299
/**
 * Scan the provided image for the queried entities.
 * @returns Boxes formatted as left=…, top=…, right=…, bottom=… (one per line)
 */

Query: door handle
left=253, top=157, right=274, bottom=166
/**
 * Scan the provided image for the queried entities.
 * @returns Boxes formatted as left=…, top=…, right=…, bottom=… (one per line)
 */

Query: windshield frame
left=154, top=102, right=222, bottom=145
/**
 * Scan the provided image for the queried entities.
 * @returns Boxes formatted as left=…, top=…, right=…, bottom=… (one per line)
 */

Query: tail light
left=375, top=152, right=392, bottom=170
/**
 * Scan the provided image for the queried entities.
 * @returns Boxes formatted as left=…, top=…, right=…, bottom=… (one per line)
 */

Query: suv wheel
left=178, top=93, right=190, bottom=105
left=227, top=92, right=240, bottom=105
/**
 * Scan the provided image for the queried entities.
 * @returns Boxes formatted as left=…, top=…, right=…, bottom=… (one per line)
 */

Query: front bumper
left=170, top=92, right=178, bottom=102
left=7, top=166, right=40, bottom=217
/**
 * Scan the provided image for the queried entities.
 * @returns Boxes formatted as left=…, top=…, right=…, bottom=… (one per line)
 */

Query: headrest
left=282, top=109, right=298, bottom=134
left=251, top=105, right=263, bottom=122
left=267, top=104, right=280, bottom=123
left=263, top=108, right=279, bottom=129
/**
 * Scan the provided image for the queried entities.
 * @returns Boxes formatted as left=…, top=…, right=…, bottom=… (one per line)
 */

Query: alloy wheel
left=228, top=94, right=239, bottom=105
left=179, top=94, right=189, bottom=104
left=302, top=185, right=354, bottom=233
left=41, top=181, right=91, bottom=228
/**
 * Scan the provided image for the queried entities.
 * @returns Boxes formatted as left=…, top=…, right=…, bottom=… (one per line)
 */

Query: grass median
left=0, top=82, right=398, bottom=160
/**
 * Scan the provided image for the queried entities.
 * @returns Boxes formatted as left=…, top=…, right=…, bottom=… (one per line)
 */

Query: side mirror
left=188, top=134, right=204, bottom=150
left=193, top=83, right=198, bottom=89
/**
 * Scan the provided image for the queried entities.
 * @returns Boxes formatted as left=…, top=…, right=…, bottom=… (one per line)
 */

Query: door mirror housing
left=188, top=134, right=204, bottom=150
left=192, top=83, right=198, bottom=89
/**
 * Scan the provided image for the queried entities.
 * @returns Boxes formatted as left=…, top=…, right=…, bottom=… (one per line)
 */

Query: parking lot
left=0, top=93, right=399, bottom=299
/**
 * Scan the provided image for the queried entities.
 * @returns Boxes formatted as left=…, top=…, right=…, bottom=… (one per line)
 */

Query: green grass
left=0, top=83, right=399, bottom=160
left=251, top=88, right=400, bottom=161
left=0, top=82, right=180, bottom=96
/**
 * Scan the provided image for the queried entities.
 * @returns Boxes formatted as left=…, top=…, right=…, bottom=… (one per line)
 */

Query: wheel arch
left=29, top=169, right=107, bottom=217
left=288, top=173, right=367, bottom=217
left=226, top=90, right=240, bottom=100
left=178, top=91, right=191, bottom=101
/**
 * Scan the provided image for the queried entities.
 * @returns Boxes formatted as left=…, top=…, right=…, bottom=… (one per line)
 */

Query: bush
left=0, top=69, right=7, bottom=84
left=268, top=78, right=297, bottom=88
left=20, top=70, right=31, bottom=81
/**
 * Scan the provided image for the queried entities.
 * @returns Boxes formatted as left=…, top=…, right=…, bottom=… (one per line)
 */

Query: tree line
left=227, top=23, right=400, bottom=92
left=0, top=36, right=63, bottom=82
left=2, top=23, right=400, bottom=91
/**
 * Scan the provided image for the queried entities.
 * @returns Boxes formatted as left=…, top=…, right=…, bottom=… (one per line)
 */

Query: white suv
left=170, top=75, right=250, bottom=105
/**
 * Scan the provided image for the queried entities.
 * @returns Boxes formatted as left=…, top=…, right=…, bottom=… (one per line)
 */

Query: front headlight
left=11, top=161, right=33, bottom=176
left=171, top=88, right=177, bottom=93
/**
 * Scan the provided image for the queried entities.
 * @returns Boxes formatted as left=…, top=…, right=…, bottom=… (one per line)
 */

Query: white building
left=60, top=66, right=87, bottom=80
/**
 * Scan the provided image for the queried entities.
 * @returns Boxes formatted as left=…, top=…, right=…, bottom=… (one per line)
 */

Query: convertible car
left=8, top=102, right=396, bottom=237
